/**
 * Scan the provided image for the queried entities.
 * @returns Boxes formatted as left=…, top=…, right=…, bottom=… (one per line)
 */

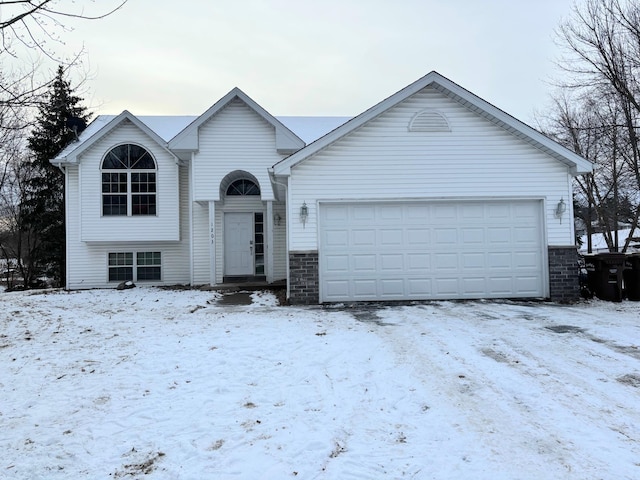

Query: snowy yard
left=1, top=288, right=640, bottom=480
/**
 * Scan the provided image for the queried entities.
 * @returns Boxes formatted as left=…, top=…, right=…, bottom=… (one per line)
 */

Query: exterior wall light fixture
left=300, top=202, right=308, bottom=227
left=555, top=198, right=567, bottom=223
left=274, top=212, right=281, bottom=226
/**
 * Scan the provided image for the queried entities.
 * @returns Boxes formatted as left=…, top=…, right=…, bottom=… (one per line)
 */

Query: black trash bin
left=623, top=253, right=640, bottom=301
left=584, top=253, right=626, bottom=302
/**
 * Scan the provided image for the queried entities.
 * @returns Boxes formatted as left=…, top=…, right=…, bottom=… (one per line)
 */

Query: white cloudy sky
left=47, top=0, right=576, bottom=123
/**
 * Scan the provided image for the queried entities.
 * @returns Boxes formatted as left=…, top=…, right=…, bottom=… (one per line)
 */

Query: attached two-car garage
left=319, top=200, right=546, bottom=302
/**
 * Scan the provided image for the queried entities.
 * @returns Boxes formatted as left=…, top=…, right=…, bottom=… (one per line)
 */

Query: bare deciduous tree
left=1, top=1, right=126, bottom=58
left=548, top=0, right=640, bottom=252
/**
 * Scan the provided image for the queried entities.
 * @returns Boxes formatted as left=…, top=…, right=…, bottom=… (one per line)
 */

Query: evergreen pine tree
left=25, top=66, right=90, bottom=287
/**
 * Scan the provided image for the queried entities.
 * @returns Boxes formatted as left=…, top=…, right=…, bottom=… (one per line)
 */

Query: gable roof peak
left=273, top=71, right=593, bottom=175
left=168, top=87, right=305, bottom=154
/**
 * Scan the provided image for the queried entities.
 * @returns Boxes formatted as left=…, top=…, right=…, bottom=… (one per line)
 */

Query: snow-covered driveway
left=1, top=289, right=639, bottom=479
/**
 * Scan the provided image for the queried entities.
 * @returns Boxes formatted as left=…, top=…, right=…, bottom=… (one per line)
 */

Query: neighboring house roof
left=168, top=87, right=305, bottom=155
left=272, top=71, right=595, bottom=176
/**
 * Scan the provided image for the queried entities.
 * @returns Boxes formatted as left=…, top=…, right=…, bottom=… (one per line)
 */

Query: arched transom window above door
left=226, top=178, right=260, bottom=196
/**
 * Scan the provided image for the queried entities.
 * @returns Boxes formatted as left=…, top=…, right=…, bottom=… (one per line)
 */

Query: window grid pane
left=137, top=252, right=161, bottom=265
left=109, top=252, right=133, bottom=266
left=102, top=173, right=127, bottom=193
left=131, top=173, right=156, bottom=193
left=137, top=266, right=161, bottom=281
left=132, top=194, right=156, bottom=215
left=103, top=195, right=127, bottom=216
left=109, top=267, right=133, bottom=282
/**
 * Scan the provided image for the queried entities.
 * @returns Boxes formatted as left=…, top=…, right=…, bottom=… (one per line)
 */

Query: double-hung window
left=102, top=144, right=157, bottom=216
left=108, top=252, right=161, bottom=282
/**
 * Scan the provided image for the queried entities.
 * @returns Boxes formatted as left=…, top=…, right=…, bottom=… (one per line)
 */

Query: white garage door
left=319, top=200, right=545, bottom=302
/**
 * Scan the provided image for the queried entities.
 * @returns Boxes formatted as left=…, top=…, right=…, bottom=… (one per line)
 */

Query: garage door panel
left=513, top=251, right=540, bottom=268
left=435, top=277, right=460, bottom=295
left=433, top=253, right=458, bottom=270
left=434, top=205, right=458, bottom=219
left=462, top=252, right=485, bottom=269
left=487, top=227, right=511, bottom=243
left=320, top=201, right=544, bottom=302
left=379, top=205, right=403, bottom=220
left=462, top=277, right=487, bottom=295
left=516, top=276, right=543, bottom=294
left=352, top=229, right=376, bottom=246
left=407, top=253, right=430, bottom=269
left=380, top=279, right=404, bottom=296
left=324, top=229, right=349, bottom=247
left=407, top=228, right=430, bottom=245
left=408, top=278, right=432, bottom=295
left=325, top=254, right=349, bottom=272
left=487, top=252, right=512, bottom=268
left=380, top=229, right=403, bottom=245
left=352, top=205, right=376, bottom=221
left=323, top=205, right=349, bottom=221
left=380, top=254, right=404, bottom=271
left=352, top=254, right=377, bottom=272
left=461, top=228, right=485, bottom=244
left=406, top=205, right=430, bottom=220
left=325, top=279, right=350, bottom=299
left=354, top=280, right=377, bottom=297
left=487, top=204, right=511, bottom=219
left=488, top=277, right=514, bottom=294
left=435, top=228, right=458, bottom=244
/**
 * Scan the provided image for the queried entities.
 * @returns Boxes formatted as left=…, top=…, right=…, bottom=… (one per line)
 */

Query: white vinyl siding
left=66, top=166, right=190, bottom=289
left=191, top=202, right=210, bottom=285
left=78, top=121, right=180, bottom=242
left=272, top=201, right=287, bottom=281
left=192, top=99, right=285, bottom=202
left=288, top=86, right=574, bottom=252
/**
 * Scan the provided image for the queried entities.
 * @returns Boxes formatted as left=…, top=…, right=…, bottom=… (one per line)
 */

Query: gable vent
left=409, top=110, right=451, bottom=132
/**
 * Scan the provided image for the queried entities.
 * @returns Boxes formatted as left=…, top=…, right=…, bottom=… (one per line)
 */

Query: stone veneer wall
left=289, top=251, right=319, bottom=304
left=548, top=246, right=580, bottom=302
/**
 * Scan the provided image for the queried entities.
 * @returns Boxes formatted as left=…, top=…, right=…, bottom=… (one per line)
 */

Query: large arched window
left=102, top=144, right=157, bottom=216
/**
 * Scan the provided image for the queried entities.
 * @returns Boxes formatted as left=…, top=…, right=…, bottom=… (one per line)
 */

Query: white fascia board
left=273, top=71, right=594, bottom=176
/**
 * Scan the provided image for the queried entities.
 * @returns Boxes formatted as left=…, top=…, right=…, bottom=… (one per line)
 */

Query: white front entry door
left=224, top=213, right=253, bottom=276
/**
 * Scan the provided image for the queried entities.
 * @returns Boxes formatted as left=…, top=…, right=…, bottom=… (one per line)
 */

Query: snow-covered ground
left=1, top=288, right=639, bottom=480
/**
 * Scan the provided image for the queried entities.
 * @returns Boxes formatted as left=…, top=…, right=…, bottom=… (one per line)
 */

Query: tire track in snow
left=370, top=302, right=637, bottom=479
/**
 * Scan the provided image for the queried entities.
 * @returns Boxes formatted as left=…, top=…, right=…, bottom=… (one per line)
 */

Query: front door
left=224, top=213, right=253, bottom=276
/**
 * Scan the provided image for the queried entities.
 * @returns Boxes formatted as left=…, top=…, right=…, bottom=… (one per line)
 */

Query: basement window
left=108, top=251, right=161, bottom=282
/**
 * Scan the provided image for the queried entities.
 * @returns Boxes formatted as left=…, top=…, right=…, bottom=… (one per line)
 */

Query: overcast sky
left=53, top=0, right=576, bottom=123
